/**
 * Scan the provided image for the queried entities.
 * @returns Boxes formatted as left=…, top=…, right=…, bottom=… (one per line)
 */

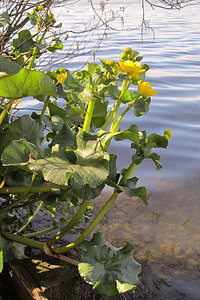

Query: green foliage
left=79, top=232, right=141, bottom=296
left=0, top=56, right=21, bottom=75
left=0, top=6, right=171, bottom=296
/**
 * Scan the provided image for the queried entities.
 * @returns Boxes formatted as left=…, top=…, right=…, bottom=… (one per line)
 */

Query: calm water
left=25, top=1, right=200, bottom=298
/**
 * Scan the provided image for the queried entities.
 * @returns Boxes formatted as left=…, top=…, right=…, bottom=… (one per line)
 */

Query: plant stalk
left=54, top=189, right=119, bottom=253
left=83, top=98, right=95, bottom=132
left=0, top=231, right=44, bottom=250
left=48, top=199, right=89, bottom=247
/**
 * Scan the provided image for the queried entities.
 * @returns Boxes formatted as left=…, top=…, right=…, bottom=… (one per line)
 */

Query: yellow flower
left=138, top=81, right=157, bottom=98
left=117, top=60, right=145, bottom=78
left=57, top=72, right=67, bottom=84
left=38, top=5, right=44, bottom=11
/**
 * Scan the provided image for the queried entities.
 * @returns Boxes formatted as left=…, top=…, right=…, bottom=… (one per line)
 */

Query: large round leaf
left=0, top=69, right=57, bottom=99
left=78, top=233, right=141, bottom=296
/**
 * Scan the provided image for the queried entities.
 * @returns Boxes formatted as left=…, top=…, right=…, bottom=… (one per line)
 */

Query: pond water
left=22, top=1, right=200, bottom=299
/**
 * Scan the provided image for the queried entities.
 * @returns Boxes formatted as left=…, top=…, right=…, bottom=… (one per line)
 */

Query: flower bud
left=125, top=47, right=132, bottom=54
left=38, top=5, right=44, bottom=11
left=120, top=52, right=126, bottom=59
left=164, top=129, right=172, bottom=138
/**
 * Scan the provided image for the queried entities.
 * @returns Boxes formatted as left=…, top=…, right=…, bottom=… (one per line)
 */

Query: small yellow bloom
left=57, top=72, right=67, bottom=84
left=125, top=47, right=132, bottom=53
left=164, top=129, right=172, bottom=138
left=117, top=60, right=145, bottom=77
left=38, top=5, right=44, bottom=11
left=138, top=81, right=157, bottom=98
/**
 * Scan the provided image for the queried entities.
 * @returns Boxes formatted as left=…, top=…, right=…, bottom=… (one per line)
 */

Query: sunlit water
left=20, top=1, right=200, bottom=298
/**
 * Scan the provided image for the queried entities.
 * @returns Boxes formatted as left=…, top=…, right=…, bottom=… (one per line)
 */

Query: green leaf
left=119, top=177, right=148, bottom=205
left=2, top=138, right=42, bottom=167
left=92, top=99, right=107, bottom=128
left=0, top=115, right=44, bottom=153
left=43, top=115, right=64, bottom=131
left=0, top=11, right=10, bottom=27
left=98, top=125, right=139, bottom=149
left=29, top=129, right=109, bottom=188
left=0, top=55, right=21, bottom=74
left=12, top=30, right=36, bottom=53
left=29, top=156, right=71, bottom=186
left=0, top=69, right=57, bottom=99
left=78, top=86, right=94, bottom=103
left=70, top=179, right=104, bottom=201
left=107, top=83, right=119, bottom=100
left=26, top=12, right=37, bottom=25
left=133, top=97, right=151, bottom=117
left=47, top=38, right=63, bottom=52
left=48, top=102, right=68, bottom=123
left=121, top=91, right=139, bottom=104
left=12, top=29, right=37, bottom=53
left=53, top=123, right=75, bottom=148
left=78, top=232, right=141, bottom=296
left=62, top=71, right=84, bottom=93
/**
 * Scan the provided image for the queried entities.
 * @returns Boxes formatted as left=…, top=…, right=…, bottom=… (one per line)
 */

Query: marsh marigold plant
left=0, top=16, right=171, bottom=298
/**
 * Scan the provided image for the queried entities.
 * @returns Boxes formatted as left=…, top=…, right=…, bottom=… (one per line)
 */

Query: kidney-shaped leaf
left=2, top=138, right=42, bottom=167
left=0, top=56, right=21, bottom=75
left=78, top=233, right=141, bottom=296
left=0, top=69, right=57, bottom=99
left=0, top=115, right=44, bottom=154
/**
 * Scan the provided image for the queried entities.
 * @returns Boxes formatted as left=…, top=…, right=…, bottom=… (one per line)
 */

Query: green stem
left=111, top=95, right=140, bottom=133
left=20, top=173, right=37, bottom=199
left=48, top=199, right=89, bottom=247
left=28, top=11, right=41, bottom=69
left=17, top=201, right=43, bottom=233
left=83, top=98, right=95, bottom=132
left=100, top=101, right=118, bottom=131
left=120, top=161, right=139, bottom=185
left=23, top=226, right=57, bottom=238
left=0, top=193, right=33, bottom=214
left=110, top=80, right=128, bottom=132
left=54, top=189, right=119, bottom=253
left=0, top=183, right=60, bottom=195
left=0, top=231, right=44, bottom=250
left=0, top=99, right=15, bottom=125
left=39, top=96, right=50, bottom=121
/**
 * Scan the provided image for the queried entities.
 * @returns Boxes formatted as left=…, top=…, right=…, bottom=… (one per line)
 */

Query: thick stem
left=0, top=184, right=60, bottom=195
left=54, top=189, right=119, bottom=253
left=48, top=199, right=89, bottom=247
left=0, top=99, right=15, bottom=125
left=23, top=226, right=57, bottom=238
left=39, top=96, right=50, bottom=121
left=119, top=162, right=139, bottom=185
left=0, top=231, right=44, bottom=250
left=83, top=98, right=95, bottom=132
